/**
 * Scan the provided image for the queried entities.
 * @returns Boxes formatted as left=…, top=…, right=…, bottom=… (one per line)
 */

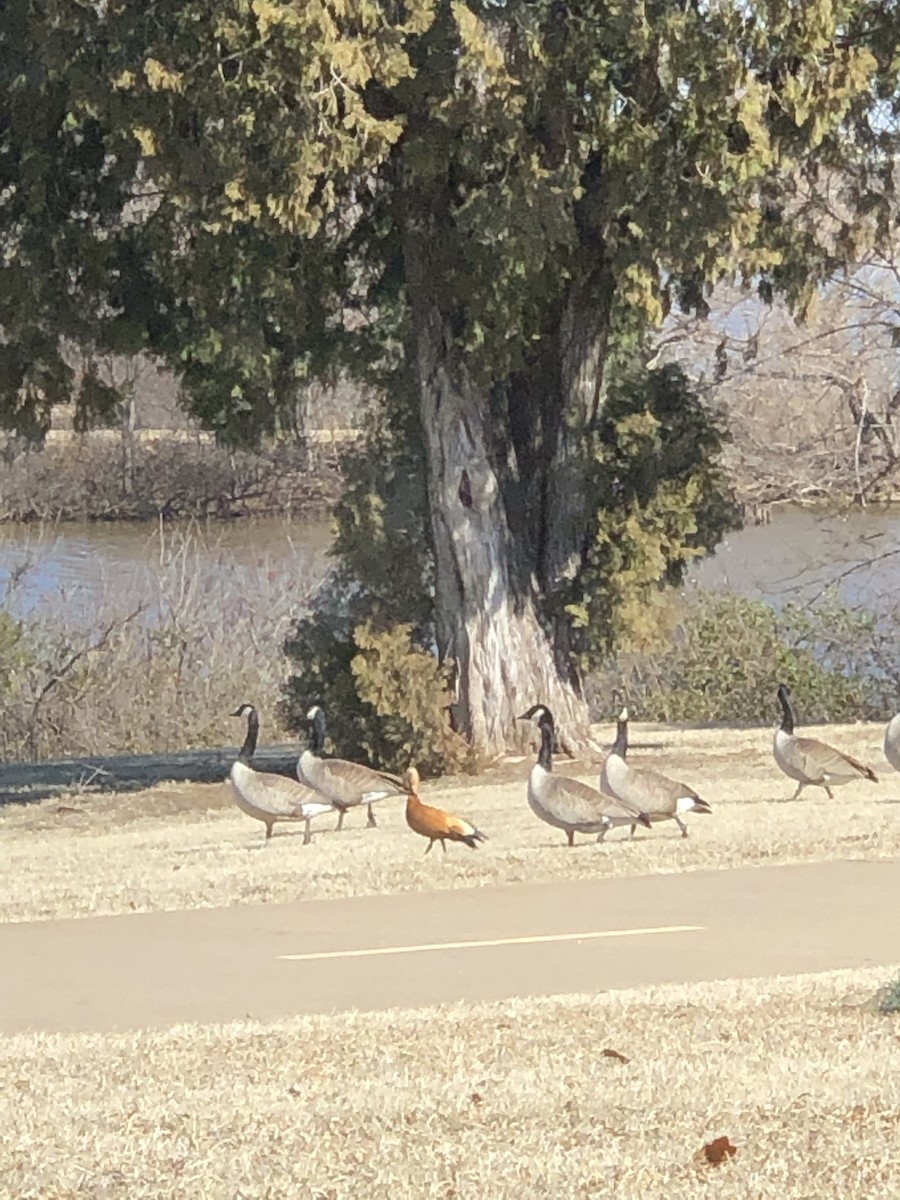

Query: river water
left=0, top=518, right=335, bottom=623
left=691, top=506, right=900, bottom=612
left=0, top=506, right=898, bottom=621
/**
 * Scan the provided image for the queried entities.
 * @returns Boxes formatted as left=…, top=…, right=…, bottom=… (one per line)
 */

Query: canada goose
left=885, top=713, right=900, bottom=773
left=403, top=766, right=488, bottom=854
left=518, top=704, right=651, bottom=845
left=229, top=704, right=334, bottom=844
left=773, top=683, right=878, bottom=799
left=298, top=704, right=406, bottom=831
left=601, top=706, right=711, bottom=838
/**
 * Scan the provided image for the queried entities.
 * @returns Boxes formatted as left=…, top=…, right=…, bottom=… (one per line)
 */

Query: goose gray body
left=298, top=705, right=405, bottom=831
left=601, top=708, right=711, bottom=838
left=229, top=705, right=333, bottom=843
left=885, top=713, right=900, bottom=773
left=518, top=705, right=651, bottom=846
left=773, top=684, right=878, bottom=799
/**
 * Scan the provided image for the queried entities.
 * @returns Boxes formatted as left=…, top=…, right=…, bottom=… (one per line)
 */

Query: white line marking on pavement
left=278, top=924, right=704, bottom=962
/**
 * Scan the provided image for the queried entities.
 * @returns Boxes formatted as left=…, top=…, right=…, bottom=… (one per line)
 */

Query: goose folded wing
left=325, top=759, right=407, bottom=803
left=247, top=771, right=333, bottom=818
left=793, top=736, right=877, bottom=783
left=555, top=775, right=643, bottom=824
left=629, top=766, right=699, bottom=815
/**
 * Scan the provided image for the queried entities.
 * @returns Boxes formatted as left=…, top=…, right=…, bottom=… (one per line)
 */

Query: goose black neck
left=309, top=710, right=326, bottom=754
left=612, top=715, right=628, bottom=758
left=777, top=687, right=795, bottom=734
left=239, top=708, right=259, bottom=764
left=537, top=715, right=553, bottom=770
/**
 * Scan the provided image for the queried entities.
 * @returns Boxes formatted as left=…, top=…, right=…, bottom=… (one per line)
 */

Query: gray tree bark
left=403, top=229, right=590, bottom=755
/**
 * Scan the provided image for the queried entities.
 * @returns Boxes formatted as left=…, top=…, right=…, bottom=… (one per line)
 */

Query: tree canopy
left=3, top=1, right=900, bottom=756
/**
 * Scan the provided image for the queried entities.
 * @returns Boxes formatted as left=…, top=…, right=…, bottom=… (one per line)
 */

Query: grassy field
left=2, top=965, right=899, bottom=1198
left=1, top=720, right=898, bottom=923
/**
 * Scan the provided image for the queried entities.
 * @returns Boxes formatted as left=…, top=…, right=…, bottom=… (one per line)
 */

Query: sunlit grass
left=2, top=967, right=898, bottom=1198
left=2, top=720, right=896, bottom=924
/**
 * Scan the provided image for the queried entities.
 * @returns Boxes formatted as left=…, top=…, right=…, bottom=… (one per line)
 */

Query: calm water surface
left=0, top=518, right=334, bottom=622
left=0, top=506, right=898, bottom=620
left=691, top=506, right=900, bottom=612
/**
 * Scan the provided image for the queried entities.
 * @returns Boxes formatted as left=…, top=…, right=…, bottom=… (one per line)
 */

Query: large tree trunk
left=402, top=227, right=590, bottom=758
left=497, top=261, right=614, bottom=694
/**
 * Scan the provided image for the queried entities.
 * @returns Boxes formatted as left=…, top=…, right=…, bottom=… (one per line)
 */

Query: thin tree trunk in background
left=121, top=390, right=136, bottom=497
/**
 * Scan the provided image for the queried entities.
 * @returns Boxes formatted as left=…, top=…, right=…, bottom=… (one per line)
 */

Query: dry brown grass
left=2, top=965, right=899, bottom=1198
left=2, top=720, right=898, bottom=924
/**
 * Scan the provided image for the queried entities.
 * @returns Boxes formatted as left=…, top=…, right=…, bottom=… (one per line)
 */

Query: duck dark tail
left=462, top=829, right=488, bottom=849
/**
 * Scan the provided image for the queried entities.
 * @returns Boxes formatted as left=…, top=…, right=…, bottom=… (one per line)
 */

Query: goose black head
left=517, top=704, right=554, bottom=729
left=305, top=703, right=327, bottom=750
left=230, top=703, right=257, bottom=719
left=777, top=683, right=792, bottom=703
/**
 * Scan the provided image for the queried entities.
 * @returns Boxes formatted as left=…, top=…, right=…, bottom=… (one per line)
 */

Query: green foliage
left=351, top=620, right=474, bottom=774
left=7, top=0, right=900, bottom=749
left=280, top=607, right=473, bottom=775
left=563, top=355, right=741, bottom=669
left=3, top=1, right=900, bottom=441
left=280, top=591, right=372, bottom=757
left=873, top=973, right=900, bottom=1015
left=280, top=383, right=453, bottom=773
left=599, top=589, right=892, bottom=725
left=0, top=609, right=31, bottom=696
left=329, top=376, right=433, bottom=632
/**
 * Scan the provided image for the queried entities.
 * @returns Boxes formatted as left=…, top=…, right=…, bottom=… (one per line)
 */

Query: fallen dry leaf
left=601, top=1048, right=629, bottom=1063
left=470, top=1092, right=483, bottom=1105
left=695, top=1136, right=738, bottom=1166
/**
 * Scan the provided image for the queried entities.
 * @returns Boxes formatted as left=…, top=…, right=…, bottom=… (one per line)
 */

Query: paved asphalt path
left=2, top=859, right=898, bottom=1035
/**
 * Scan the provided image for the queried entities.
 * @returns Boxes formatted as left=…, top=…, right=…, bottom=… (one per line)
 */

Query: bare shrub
left=593, top=588, right=897, bottom=725
left=0, top=526, right=326, bottom=761
left=655, top=252, right=900, bottom=511
left=0, top=438, right=341, bottom=522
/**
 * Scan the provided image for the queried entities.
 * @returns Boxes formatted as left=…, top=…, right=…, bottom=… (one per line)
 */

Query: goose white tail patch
left=362, top=789, right=392, bottom=803
left=676, top=796, right=699, bottom=814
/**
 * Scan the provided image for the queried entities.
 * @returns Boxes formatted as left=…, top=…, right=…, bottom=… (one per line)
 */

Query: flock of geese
left=228, top=688, right=900, bottom=852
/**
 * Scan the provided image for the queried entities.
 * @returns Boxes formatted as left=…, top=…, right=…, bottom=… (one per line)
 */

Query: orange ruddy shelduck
left=403, top=766, right=488, bottom=854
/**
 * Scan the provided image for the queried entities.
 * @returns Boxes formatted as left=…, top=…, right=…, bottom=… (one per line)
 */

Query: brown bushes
left=0, top=436, right=342, bottom=522
left=0, top=525, right=326, bottom=761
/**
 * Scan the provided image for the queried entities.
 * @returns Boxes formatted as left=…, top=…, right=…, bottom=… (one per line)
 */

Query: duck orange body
left=403, top=767, right=487, bottom=854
